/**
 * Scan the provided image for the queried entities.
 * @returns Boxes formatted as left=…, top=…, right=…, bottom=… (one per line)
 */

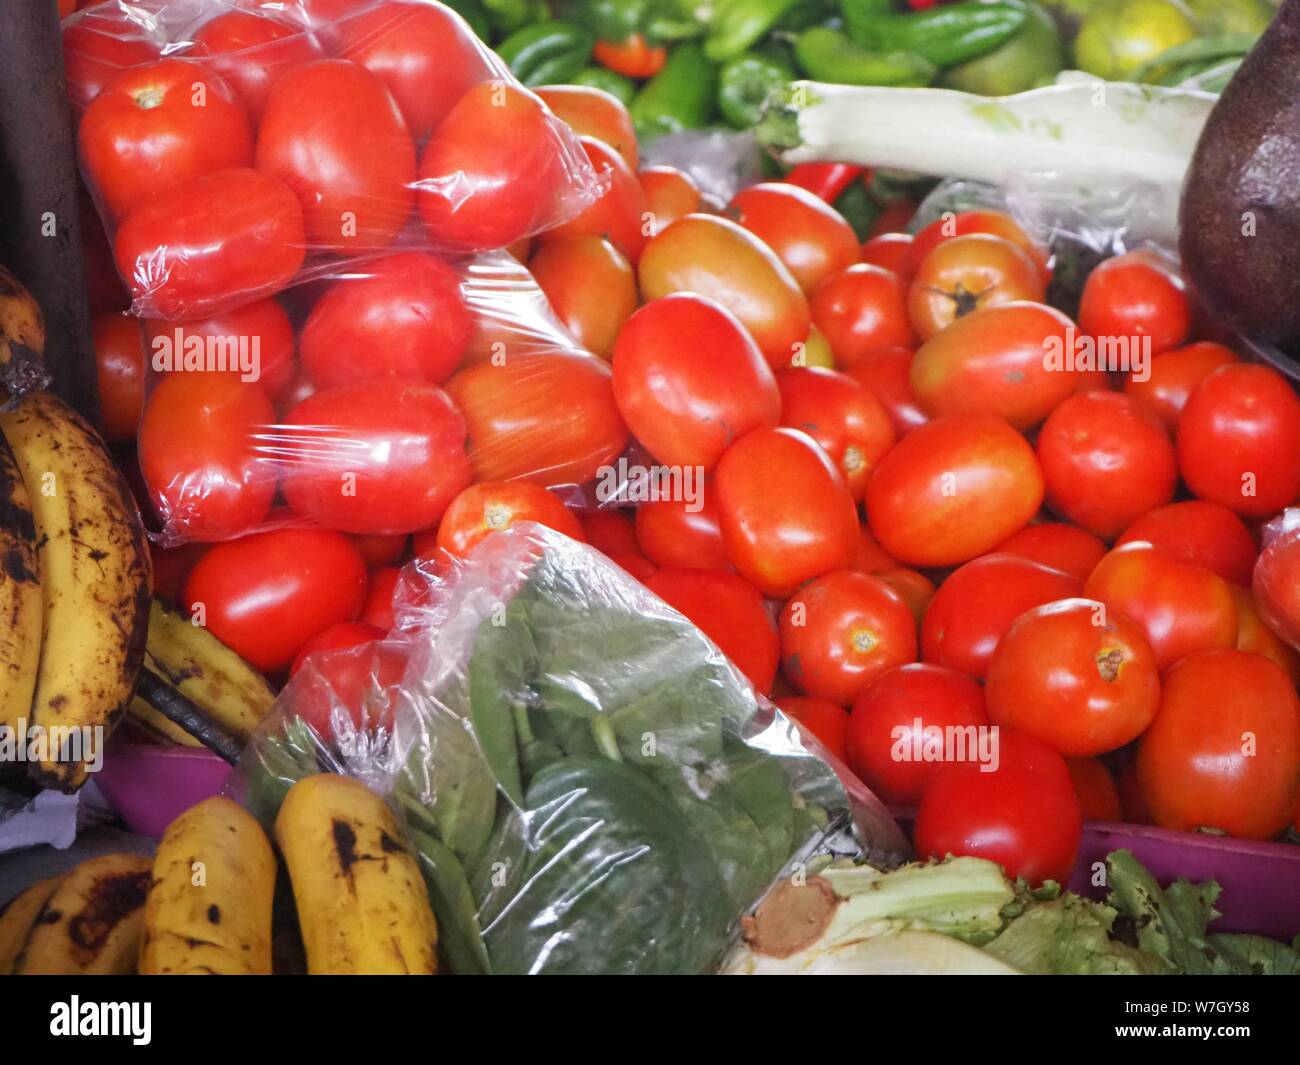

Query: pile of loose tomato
left=81, top=4, right=1300, bottom=889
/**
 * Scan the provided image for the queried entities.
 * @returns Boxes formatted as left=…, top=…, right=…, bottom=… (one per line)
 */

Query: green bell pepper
left=794, top=27, right=936, bottom=85
left=706, top=0, right=803, bottom=63
left=718, top=47, right=796, bottom=129
left=842, top=0, right=1031, bottom=67
left=441, top=0, right=492, bottom=41
left=554, top=0, right=647, bottom=42
left=497, top=20, right=596, bottom=87
left=570, top=65, right=638, bottom=104
left=481, top=0, right=547, bottom=38
left=630, top=42, right=718, bottom=139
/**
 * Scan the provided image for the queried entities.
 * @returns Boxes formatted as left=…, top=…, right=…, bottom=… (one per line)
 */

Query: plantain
left=140, top=796, right=276, bottom=975
left=0, top=391, right=152, bottom=791
left=0, top=266, right=46, bottom=399
left=275, top=774, right=439, bottom=975
left=0, top=874, right=66, bottom=974
left=0, top=431, right=41, bottom=739
left=126, top=695, right=204, bottom=748
left=13, top=853, right=152, bottom=975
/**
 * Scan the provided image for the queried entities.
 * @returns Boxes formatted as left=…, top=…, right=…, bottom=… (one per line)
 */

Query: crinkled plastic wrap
left=1253, top=508, right=1300, bottom=653
left=66, top=0, right=606, bottom=320
left=228, top=526, right=905, bottom=974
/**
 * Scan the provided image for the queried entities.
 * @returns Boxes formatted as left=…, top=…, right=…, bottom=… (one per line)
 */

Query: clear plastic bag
left=66, top=0, right=606, bottom=320
left=228, top=525, right=905, bottom=974
left=1253, top=508, right=1300, bottom=653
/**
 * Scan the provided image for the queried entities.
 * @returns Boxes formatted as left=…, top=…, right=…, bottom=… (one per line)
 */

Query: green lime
left=1182, top=0, right=1274, bottom=36
left=941, top=2, right=1065, bottom=96
left=1074, top=0, right=1200, bottom=80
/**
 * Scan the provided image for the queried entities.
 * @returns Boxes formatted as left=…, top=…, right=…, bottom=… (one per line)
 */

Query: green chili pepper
left=705, top=0, right=802, bottom=63
left=481, top=0, right=548, bottom=38
left=842, top=0, right=1030, bottom=67
left=775, top=0, right=842, bottom=32
left=497, top=20, right=596, bottom=87
left=794, top=27, right=936, bottom=85
left=441, top=0, right=492, bottom=41
left=718, top=48, right=796, bottom=129
left=570, top=65, right=638, bottom=104
left=554, top=0, right=647, bottom=42
left=630, top=41, right=718, bottom=139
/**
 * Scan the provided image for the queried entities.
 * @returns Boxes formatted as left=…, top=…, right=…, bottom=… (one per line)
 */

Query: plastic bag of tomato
left=66, top=0, right=606, bottom=320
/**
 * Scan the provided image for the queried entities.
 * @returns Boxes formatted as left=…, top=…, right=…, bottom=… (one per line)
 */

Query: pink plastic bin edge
left=95, top=741, right=231, bottom=840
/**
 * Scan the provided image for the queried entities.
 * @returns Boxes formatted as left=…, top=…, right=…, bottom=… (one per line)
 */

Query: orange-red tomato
left=1229, top=584, right=1300, bottom=685
left=192, top=9, right=326, bottom=122
left=289, top=621, right=388, bottom=678
left=1123, top=341, right=1238, bottom=430
left=529, top=236, right=638, bottom=359
left=776, top=696, right=849, bottom=762
left=871, top=568, right=934, bottom=624
left=542, top=136, right=648, bottom=265
left=593, top=34, right=666, bottom=78
left=91, top=311, right=144, bottom=443
left=536, top=85, right=638, bottom=170
left=853, top=525, right=899, bottom=573
left=63, top=11, right=162, bottom=113
left=352, top=533, right=407, bottom=567
left=1254, top=522, right=1300, bottom=653
left=435, top=481, right=584, bottom=557
left=637, top=166, right=702, bottom=237
left=860, top=232, right=914, bottom=278
left=714, top=427, right=859, bottom=597
left=907, top=234, right=1045, bottom=341
left=810, top=264, right=915, bottom=368
left=1116, top=500, right=1256, bottom=586
left=1079, top=250, right=1190, bottom=358
left=1137, top=650, right=1300, bottom=839
left=908, top=209, right=1049, bottom=282
left=993, top=523, right=1107, bottom=582
left=639, top=214, right=810, bottom=370
left=635, top=489, right=730, bottom=571
left=580, top=508, right=639, bottom=558
left=842, top=346, right=927, bottom=435
left=866, top=415, right=1044, bottom=568
left=1067, top=758, right=1123, bottom=822
left=728, top=183, right=860, bottom=294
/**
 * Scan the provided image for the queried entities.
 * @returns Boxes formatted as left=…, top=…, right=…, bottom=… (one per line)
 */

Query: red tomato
left=285, top=633, right=410, bottom=734
left=727, top=183, right=860, bottom=295
left=610, top=551, right=657, bottom=583
left=1036, top=391, right=1177, bottom=540
left=290, top=621, right=387, bottom=677
left=91, top=311, right=144, bottom=443
left=114, top=167, right=306, bottom=320
left=846, top=662, right=988, bottom=805
left=536, top=85, right=638, bottom=169
left=1137, top=650, right=1300, bottom=839
left=80, top=193, right=128, bottom=312
left=921, top=553, right=1082, bottom=680
left=436, top=481, right=584, bottom=557
left=257, top=59, right=414, bottom=253
left=1078, top=250, right=1190, bottom=357
left=1083, top=542, right=1238, bottom=670
left=993, top=523, right=1107, bottom=581
left=593, top=34, right=665, bottom=78
left=1116, top=759, right=1152, bottom=824
left=1116, top=500, right=1256, bottom=586
left=715, top=428, right=859, bottom=597
left=358, top=567, right=400, bottom=630
left=645, top=568, right=779, bottom=694
left=842, top=346, right=927, bottom=435
left=1177, top=364, right=1300, bottom=518
left=908, top=209, right=1049, bottom=282
left=915, top=728, right=1082, bottom=885
left=541, top=137, right=648, bottom=265
left=637, top=166, right=701, bottom=237
left=139, top=372, right=276, bottom=541
left=776, top=696, right=849, bottom=762
left=1067, top=758, right=1123, bottom=822
left=780, top=571, right=916, bottom=706
left=352, top=533, right=408, bottom=567
left=529, top=236, right=637, bottom=360
left=860, top=233, right=913, bottom=278
left=866, top=415, right=1044, bottom=568
left=1254, top=522, right=1300, bottom=652
left=868, top=199, right=919, bottom=240
left=910, top=302, right=1079, bottom=430
left=872, top=568, right=935, bottom=624
left=337, top=0, right=493, bottom=139
left=853, top=525, right=899, bottom=573
left=300, top=253, right=470, bottom=389
left=143, top=297, right=296, bottom=403
left=639, top=214, right=811, bottom=370
left=635, top=489, right=730, bottom=571
left=445, top=352, right=629, bottom=486
left=986, top=598, right=1160, bottom=757
left=907, top=234, right=1045, bottom=341
left=418, top=82, right=572, bottom=251
left=776, top=367, right=896, bottom=501
left=581, top=509, right=639, bottom=558
left=63, top=12, right=162, bottom=112
left=150, top=541, right=208, bottom=608
left=1230, top=584, right=1300, bottom=684
left=80, top=59, right=253, bottom=220
left=612, top=294, right=780, bottom=471
left=192, top=9, right=325, bottom=122
left=810, top=264, right=916, bottom=368
left=184, top=528, right=368, bottom=674
left=1123, top=340, right=1237, bottom=430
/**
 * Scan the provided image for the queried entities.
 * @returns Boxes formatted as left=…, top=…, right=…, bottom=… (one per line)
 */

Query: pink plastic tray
left=95, top=741, right=231, bottom=839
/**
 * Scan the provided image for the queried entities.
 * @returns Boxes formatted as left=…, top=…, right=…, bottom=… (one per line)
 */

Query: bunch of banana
left=0, top=389, right=152, bottom=790
left=0, top=266, right=46, bottom=400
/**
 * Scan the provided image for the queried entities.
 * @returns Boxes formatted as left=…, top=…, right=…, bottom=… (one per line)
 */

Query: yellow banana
left=0, top=431, right=41, bottom=738
left=0, top=874, right=66, bottom=974
left=0, top=266, right=45, bottom=399
left=140, top=796, right=276, bottom=975
left=126, top=695, right=204, bottom=748
left=0, top=391, right=152, bottom=791
left=275, top=774, right=439, bottom=975
left=14, top=853, right=152, bottom=974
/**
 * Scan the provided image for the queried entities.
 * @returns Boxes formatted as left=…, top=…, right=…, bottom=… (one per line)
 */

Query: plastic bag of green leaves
left=228, top=525, right=907, bottom=974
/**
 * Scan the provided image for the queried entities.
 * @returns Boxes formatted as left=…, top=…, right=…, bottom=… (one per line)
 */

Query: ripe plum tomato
left=257, top=59, right=415, bottom=254
left=540, top=137, right=648, bottom=265
left=865, top=415, right=1044, bottom=568
left=79, top=59, right=254, bottom=220
left=445, top=352, right=628, bottom=486
left=1123, top=341, right=1237, bottom=430
left=1067, top=758, right=1122, bottom=822
left=1254, top=520, right=1300, bottom=652
left=1083, top=542, right=1238, bottom=670
left=286, top=632, right=410, bottom=734
left=846, top=663, right=988, bottom=805
left=810, top=264, right=915, bottom=368
left=860, top=232, right=914, bottom=278
left=907, top=209, right=1050, bottom=283
left=536, top=86, right=638, bottom=169
left=910, top=302, right=1079, bottom=430
left=290, top=621, right=387, bottom=677
left=776, top=367, right=896, bottom=501
left=874, top=568, right=935, bottom=623
left=1229, top=584, right=1300, bottom=684
left=529, top=236, right=637, bottom=360
left=184, top=528, right=368, bottom=675
left=714, top=427, right=859, bottom=598
left=580, top=509, right=639, bottom=558
left=1036, top=391, right=1177, bottom=540
left=986, top=598, right=1160, bottom=757
left=727, top=182, right=860, bottom=294
left=611, top=294, right=780, bottom=471
left=300, top=253, right=471, bottom=389
left=842, top=346, right=927, bottom=435
left=91, top=312, right=145, bottom=443
left=435, top=481, right=584, bottom=557
left=418, top=82, right=573, bottom=251
left=281, top=380, right=473, bottom=534
left=1176, top=364, right=1300, bottom=518
left=635, top=489, right=730, bottom=571
left=639, top=214, right=810, bottom=370
left=63, top=12, right=162, bottom=112
left=1078, top=250, right=1190, bottom=357
left=359, top=566, right=400, bottom=629
left=915, top=728, right=1081, bottom=886
left=592, top=34, right=666, bottom=78
left=779, top=570, right=917, bottom=706
left=1116, top=500, right=1256, bottom=586
left=191, top=9, right=325, bottom=122
left=139, top=372, right=276, bottom=541
left=921, top=553, right=1081, bottom=680
left=352, top=534, right=406, bottom=567
left=637, top=166, right=701, bottom=237
left=776, top=696, right=849, bottom=762
left=853, top=525, right=898, bottom=573
left=993, top=523, right=1107, bottom=581
left=645, top=568, right=779, bottom=695
left=907, top=234, right=1045, bottom=341
left=1137, top=650, right=1300, bottom=840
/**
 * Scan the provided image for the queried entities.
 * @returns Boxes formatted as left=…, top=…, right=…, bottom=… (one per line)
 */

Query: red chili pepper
left=908, top=0, right=942, bottom=9
left=783, top=163, right=870, bottom=204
